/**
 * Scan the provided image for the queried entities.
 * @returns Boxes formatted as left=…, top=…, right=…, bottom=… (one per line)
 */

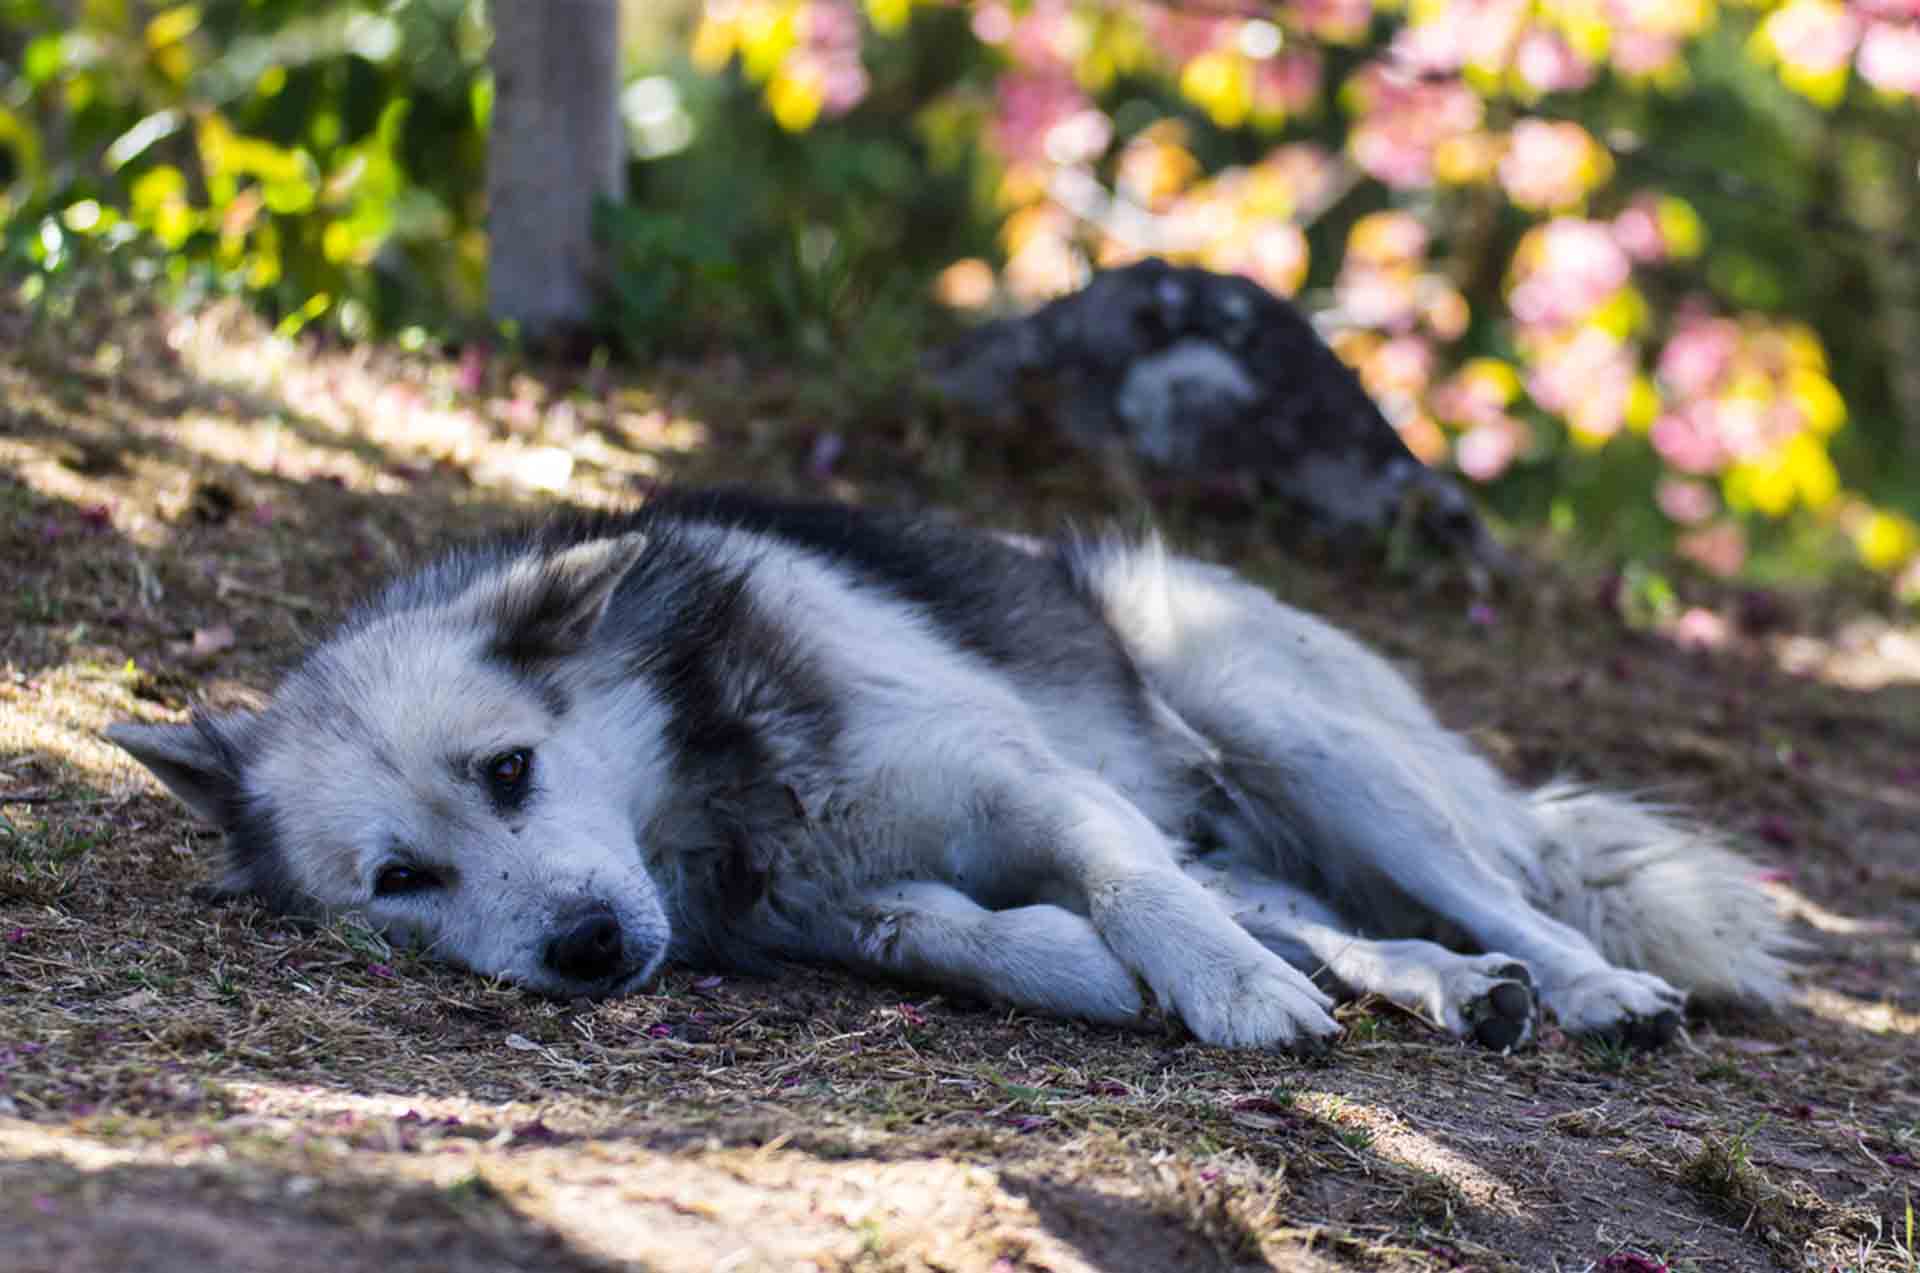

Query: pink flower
left=1656, top=476, right=1719, bottom=524
left=1290, top=0, right=1373, bottom=43
left=1246, top=223, right=1310, bottom=296
left=1456, top=416, right=1530, bottom=481
left=1612, top=199, right=1665, bottom=263
left=1346, top=64, right=1483, bottom=189
left=1499, top=120, right=1601, bottom=211
left=1672, top=607, right=1730, bottom=649
left=970, top=3, right=1014, bottom=44
left=1657, top=312, right=1738, bottom=397
left=1508, top=219, right=1629, bottom=326
left=1337, top=267, right=1418, bottom=329
left=1764, top=0, right=1862, bottom=75
left=802, top=1, right=870, bottom=116
left=1858, top=21, right=1920, bottom=94
left=1007, top=0, right=1082, bottom=70
left=1387, top=0, right=1532, bottom=77
left=992, top=74, right=1091, bottom=164
left=1431, top=370, right=1508, bottom=429
left=1677, top=521, right=1748, bottom=577
left=1514, top=30, right=1595, bottom=95
left=1526, top=329, right=1635, bottom=438
left=1255, top=51, right=1323, bottom=116
left=1142, top=9, right=1231, bottom=65
left=1366, top=333, right=1436, bottom=398
left=1611, top=29, right=1681, bottom=77
left=1651, top=402, right=1729, bottom=474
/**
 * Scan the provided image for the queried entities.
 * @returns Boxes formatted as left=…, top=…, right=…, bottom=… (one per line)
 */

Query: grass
left=2, top=280, right=1919, bottom=1270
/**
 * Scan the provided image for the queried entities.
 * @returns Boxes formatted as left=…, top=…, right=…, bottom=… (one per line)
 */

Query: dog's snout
left=544, top=904, right=625, bottom=983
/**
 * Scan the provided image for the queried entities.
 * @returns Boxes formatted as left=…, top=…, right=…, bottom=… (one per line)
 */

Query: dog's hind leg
left=802, top=881, right=1147, bottom=1026
left=1186, top=860, right=1538, bottom=1050
left=1076, top=542, right=1685, bottom=1045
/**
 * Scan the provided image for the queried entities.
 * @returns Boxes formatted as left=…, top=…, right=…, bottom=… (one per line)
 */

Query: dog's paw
left=1445, top=958, right=1538, bottom=1051
left=1173, top=959, right=1342, bottom=1053
left=1545, top=968, right=1686, bottom=1047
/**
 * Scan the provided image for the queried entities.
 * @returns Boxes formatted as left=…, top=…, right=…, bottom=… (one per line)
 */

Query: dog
left=109, top=489, right=1794, bottom=1050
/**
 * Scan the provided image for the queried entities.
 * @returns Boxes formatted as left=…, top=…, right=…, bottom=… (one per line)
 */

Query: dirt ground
left=3, top=284, right=1917, bottom=1272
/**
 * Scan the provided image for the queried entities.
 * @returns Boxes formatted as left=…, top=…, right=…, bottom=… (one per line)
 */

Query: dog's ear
left=107, top=714, right=253, bottom=826
left=485, top=532, right=649, bottom=664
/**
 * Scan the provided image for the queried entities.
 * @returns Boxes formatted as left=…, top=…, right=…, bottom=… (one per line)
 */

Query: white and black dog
left=110, top=489, right=1794, bottom=1051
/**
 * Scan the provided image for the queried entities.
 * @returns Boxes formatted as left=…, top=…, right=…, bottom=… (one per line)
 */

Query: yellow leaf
left=1783, top=433, right=1838, bottom=509
left=1553, top=11, right=1612, bottom=63
left=1857, top=511, right=1919, bottom=571
left=1780, top=61, right=1849, bottom=109
left=765, top=68, right=823, bottom=132
left=865, top=0, right=911, bottom=36
left=1433, top=134, right=1496, bottom=184
left=130, top=164, right=186, bottom=214
left=152, top=43, right=191, bottom=84
left=1461, top=357, right=1521, bottom=405
left=322, top=219, right=357, bottom=265
left=1724, top=370, right=1772, bottom=403
left=1459, top=61, right=1504, bottom=97
left=1179, top=50, right=1253, bottom=129
left=1781, top=322, right=1828, bottom=372
left=1569, top=422, right=1613, bottom=451
left=689, top=16, right=736, bottom=72
left=273, top=291, right=329, bottom=339
left=1787, top=367, right=1846, bottom=435
left=145, top=4, right=200, bottom=49
left=1724, top=460, right=1794, bottom=518
left=1655, top=196, right=1705, bottom=259
left=152, top=201, right=196, bottom=249
left=1588, top=286, right=1647, bottom=339
left=1625, top=374, right=1660, bottom=433
left=738, top=2, right=800, bottom=84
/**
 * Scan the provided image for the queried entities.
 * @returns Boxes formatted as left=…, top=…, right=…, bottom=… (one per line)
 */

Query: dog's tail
left=1525, top=781, right=1799, bottom=1006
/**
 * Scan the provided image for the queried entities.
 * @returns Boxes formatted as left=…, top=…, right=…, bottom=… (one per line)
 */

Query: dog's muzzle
left=543, top=902, right=657, bottom=992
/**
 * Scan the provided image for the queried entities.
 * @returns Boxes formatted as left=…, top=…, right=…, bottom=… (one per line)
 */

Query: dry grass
left=3, top=281, right=1919, bottom=1272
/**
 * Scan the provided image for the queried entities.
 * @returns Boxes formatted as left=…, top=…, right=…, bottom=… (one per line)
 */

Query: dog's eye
left=483, top=747, right=533, bottom=806
left=373, top=864, right=442, bottom=898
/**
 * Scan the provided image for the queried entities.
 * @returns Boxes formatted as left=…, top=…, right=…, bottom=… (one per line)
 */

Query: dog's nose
left=544, top=904, right=625, bottom=983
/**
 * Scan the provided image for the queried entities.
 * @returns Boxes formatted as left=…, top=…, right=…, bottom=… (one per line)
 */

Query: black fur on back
left=336, top=488, right=1131, bottom=684
left=652, top=487, right=1145, bottom=696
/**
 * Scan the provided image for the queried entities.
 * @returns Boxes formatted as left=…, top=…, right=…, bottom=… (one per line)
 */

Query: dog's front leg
left=807, top=880, right=1149, bottom=1026
left=961, top=768, right=1341, bottom=1050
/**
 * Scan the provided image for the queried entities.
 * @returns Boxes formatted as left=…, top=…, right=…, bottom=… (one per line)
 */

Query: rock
left=924, top=258, right=1509, bottom=574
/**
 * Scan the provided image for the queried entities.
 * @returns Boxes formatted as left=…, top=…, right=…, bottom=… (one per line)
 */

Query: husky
left=109, top=489, right=1794, bottom=1051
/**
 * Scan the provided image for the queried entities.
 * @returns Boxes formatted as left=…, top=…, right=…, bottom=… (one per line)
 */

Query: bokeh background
left=4, top=0, right=1919, bottom=593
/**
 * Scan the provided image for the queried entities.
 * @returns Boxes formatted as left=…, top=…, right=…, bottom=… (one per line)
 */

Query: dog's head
left=110, top=532, right=680, bottom=998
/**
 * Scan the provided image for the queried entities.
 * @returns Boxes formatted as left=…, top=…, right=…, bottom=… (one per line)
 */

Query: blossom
left=1507, top=219, right=1630, bottom=327
left=1498, top=120, right=1611, bottom=212
left=1514, top=29, right=1597, bottom=96
left=1858, top=20, right=1920, bottom=94
left=1345, top=64, right=1484, bottom=189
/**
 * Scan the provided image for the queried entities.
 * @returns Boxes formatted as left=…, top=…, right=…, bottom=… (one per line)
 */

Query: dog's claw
left=1456, top=959, right=1538, bottom=1051
left=1549, top=969, right=1688, bottom=1048
left=1610, top=1007, right=1682, bottom=1050
left=1472, top=1011, right=1526, bottom=1051
left=1488, top=978, right=1533, bottom=1022
left=1289, top=1024, right=1341, bottom=1059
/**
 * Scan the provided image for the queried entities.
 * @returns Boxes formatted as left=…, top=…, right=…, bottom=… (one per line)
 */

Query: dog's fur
left=110, top=490, right=1795, bottom=1050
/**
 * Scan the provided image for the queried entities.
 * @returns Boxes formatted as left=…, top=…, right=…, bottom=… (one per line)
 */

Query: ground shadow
left=4, top=287, right=1918, bottom=1271
left=1, top=1155, right=637, bottom=1273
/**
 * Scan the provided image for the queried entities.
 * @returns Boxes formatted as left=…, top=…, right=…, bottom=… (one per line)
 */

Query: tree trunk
left=486, top=0, right=624, bottom=345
